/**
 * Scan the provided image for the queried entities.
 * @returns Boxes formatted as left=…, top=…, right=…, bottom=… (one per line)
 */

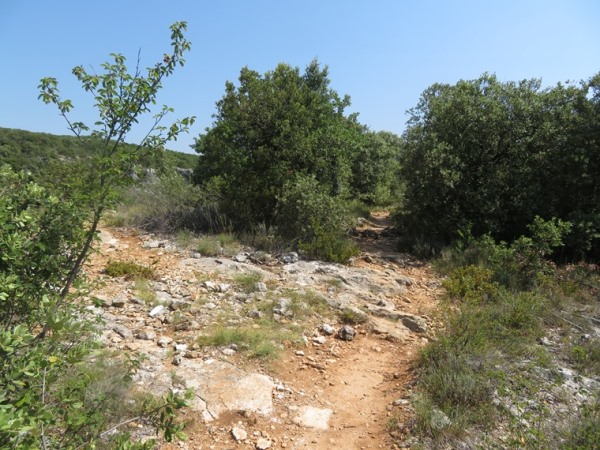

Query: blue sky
left=1, top=0, right=598, bottom=153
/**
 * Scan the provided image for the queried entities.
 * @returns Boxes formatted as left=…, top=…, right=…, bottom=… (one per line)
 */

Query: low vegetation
left=409, top=219, right=600, bottom=448
left=105, top=260, right=156, bottom=280
left=196, top=323, right=299, bottom=360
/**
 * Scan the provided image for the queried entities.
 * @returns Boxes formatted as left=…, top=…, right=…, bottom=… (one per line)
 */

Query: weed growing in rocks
left=233, top=271, right=264, bottom=293
left=105, top=260, right=156, bottom=280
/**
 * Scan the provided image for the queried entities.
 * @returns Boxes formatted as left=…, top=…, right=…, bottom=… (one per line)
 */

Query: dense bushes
left=398, top=73, right=600, bottom=260
left=193, top=60, right=362, bottom=228
left=192, top=60, right=402, bottom=262
left=0, top=127, right=198, bottom=176
left=107, top=172, right=230, bottom=233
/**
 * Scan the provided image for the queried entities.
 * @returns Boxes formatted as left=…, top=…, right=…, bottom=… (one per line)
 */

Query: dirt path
left=88, top=214, right=441, bottom=449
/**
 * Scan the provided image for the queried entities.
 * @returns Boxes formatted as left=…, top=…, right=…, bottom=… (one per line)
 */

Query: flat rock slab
left=369, top=316, right=411, bottom=341
left=293, top=406, right=333, bottom=429
left=176, top=358, right=274, bottom=421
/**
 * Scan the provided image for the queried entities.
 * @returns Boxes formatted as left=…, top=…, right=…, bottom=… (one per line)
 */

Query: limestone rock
left=320, top=324, right=336, bottom=335
left=231, top=426, right=247, bottom=442
left=338, top=325, right=356, bottom=341
left=149, top=304, right=167, bottom=318
left=112, top=324, right=133, bottom=340
left=256, top=438, right=272, bottom=449
left=293, top=406, right=333, bottom=429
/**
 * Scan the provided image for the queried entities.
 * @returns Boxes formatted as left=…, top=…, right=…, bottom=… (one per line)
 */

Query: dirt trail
left=88, top=214, right=441, bottom=449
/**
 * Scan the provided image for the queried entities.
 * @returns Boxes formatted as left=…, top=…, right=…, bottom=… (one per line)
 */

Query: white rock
left=312, top=336, right=327, bottom=345
left=256, top=438, right=271, bottom=449
left=157, top=336, right=172, bottom=347
left=293, top=406, right=333, bottom=429
left=320, top=324, right=336, bottom=335
left=174, top=343, right=188, bottom=352
left=231, top=426, right=247, bottom=442
left=149, top=305, right=166, bottom=317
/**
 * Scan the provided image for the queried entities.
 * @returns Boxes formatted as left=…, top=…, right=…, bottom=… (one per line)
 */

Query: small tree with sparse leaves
left=0, top=22, right=194, bottom=449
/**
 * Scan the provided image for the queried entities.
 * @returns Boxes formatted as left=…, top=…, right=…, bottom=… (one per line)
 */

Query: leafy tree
left=398, top=72, right=600, bottom=259
left=192, top=60, right=362, bottom=228
left=350, top=130, right=403, bottom=206
left=0, top=22, right=193, bottom=448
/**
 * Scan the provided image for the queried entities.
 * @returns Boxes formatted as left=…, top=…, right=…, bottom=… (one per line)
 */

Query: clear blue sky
left=1, top=0, right=598, bottom=153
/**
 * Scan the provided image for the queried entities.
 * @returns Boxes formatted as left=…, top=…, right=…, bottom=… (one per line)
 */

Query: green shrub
left=437, top=217, right=571, bottom=291
left=338, top=307, right=368, bottom=325
left=443, top=265, right=500, bottom=304
left=196, top=236, right=221, bottom=256
left=562, top=399, right=600, bottom=449
left=277, top=174, right=359, bottom=263
left=112, top=173, right=230, bottom=234
left=298, top=226, right=360, bottom=263
left=570, top=338, right=600, bottom=376
left=105, top=260, right=156, bottom=280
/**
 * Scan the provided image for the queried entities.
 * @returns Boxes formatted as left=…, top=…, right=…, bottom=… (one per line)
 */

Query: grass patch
left=233, top=271, right=263, bottom=293
left=562, top=399, right=600, bottom=449
left=197, top=323, right=300, bottom=360
left=196, top=232, right=240, bottom=257
left=134, top=278, right=157, bottom=305
left=570, top=338, right=600, bottom=377
left=196, top=236, right=221, bottom=256
left=338, top=307, right=368, bottom=325
left=105, top=260, right=156, bottom=280
left=175, top=229, right=195, bottom=248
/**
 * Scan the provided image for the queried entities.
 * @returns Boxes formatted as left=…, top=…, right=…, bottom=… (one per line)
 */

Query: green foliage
left=443, top=265, right=500, bottom=304
left=276, top=174, right=359, bottom=262
left=0, top=23, right=194, bottom=447
left=437, top=217, right=571, bottom=291
left=411, top=223, right=598, bottom=446
left=105, top=260, right=156, bottom=280
left=562, top=399, right=600, bottom=449
left=134, top=279, right=157, bottom=306
left=570, top=338, right=600, bottom=377
left=196, top=324, right=297, bottom=360
left=232, top=271, right=263, bottom=293
left=399, top=72, right=600, bottom=260
left=350, top=130, right=403, bottom=206
left=194, top=233, right=239, bottom=257
left=0, top=165, right=87, bottom=328
left=0, top=127, right=198, bottom=177
left=109, top=172, right=229, bottom=233
left=338, top=307, right=369, bottom=325
left=193, top=60, right=362, bottom=228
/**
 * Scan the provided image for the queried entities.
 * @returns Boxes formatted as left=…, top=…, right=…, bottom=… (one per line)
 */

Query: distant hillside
left=0, top=127, right=198, bottom=174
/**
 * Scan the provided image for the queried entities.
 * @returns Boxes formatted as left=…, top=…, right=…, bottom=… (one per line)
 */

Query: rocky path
left=85, top=217, right=442, bottom=449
